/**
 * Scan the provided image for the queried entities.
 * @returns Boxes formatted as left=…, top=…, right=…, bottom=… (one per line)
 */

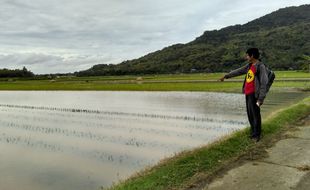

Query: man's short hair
left=246, top=48, right=260, bottom=59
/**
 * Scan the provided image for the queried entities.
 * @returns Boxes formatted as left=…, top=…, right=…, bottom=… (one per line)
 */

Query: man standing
left=219, top=48, right=268, bottom=142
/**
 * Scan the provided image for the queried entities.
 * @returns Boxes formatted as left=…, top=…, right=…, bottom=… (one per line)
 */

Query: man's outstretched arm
left=218, top=64, right=249, bottom=81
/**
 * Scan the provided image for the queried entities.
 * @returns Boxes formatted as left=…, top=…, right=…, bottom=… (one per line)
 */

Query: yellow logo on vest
left=246, top=70, right=255, bottom=83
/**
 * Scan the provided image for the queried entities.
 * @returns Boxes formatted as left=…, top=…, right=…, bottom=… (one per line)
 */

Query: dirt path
left=201, top=116, right=310, bottom=190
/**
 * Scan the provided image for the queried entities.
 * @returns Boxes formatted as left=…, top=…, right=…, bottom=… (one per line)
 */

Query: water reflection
left=0, top=91, right=307, bottom=189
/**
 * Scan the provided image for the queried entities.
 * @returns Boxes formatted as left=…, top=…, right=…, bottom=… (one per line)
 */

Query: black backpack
left=257, top=63, right=275, bottom=93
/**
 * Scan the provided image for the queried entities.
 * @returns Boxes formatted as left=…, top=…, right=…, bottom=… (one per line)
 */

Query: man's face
left=245, top=54, right=253, bottom=63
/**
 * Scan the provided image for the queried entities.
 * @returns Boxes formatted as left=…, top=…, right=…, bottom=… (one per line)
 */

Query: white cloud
left=0, top=0, right=308, bottom=74
left=0, top=53, right=109, bottom=73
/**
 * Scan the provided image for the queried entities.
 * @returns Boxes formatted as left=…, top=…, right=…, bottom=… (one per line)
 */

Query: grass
left=108, top=97, right=310, bottom=190
left=0, top=72, right=308, bottom=91
left=274, top=70, right=310, bottom=78
left=62, top=71, right=310, bottom=81
left=140, top=70, right=310, bottom=81
left=0, top=81, right=307, bottom=91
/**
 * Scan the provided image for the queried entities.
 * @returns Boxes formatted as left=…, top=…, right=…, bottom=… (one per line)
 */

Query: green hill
left=76, top=4, right=310, bottom=76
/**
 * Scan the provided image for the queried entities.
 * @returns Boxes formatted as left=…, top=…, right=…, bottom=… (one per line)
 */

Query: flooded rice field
left=0, top=91, right=307, bottom=190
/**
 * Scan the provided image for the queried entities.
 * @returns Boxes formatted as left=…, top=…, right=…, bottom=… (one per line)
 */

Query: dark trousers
left=245, top=93, right=261, bottom=138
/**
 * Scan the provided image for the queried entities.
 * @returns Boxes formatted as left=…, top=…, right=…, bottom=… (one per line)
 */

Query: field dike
left=108, top=96, right=310, bottom=190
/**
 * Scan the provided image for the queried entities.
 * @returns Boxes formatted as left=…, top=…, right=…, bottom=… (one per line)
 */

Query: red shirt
left=244, top=64, right=256, bottom=95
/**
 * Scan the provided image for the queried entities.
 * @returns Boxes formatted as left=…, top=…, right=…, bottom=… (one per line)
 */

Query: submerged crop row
left=0, top=104, right=247, bottom=125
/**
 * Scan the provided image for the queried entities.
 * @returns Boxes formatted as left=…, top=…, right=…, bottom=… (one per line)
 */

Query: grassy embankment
left=108, top=96, right=310, bottom=190
left=0, top=71, right=308, bottom=91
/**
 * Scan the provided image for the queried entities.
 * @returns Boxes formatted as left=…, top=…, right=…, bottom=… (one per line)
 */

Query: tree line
left=0, top=67, right=34, bottom=78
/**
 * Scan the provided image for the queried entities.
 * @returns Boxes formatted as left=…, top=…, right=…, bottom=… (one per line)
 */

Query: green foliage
left=0, top=67, right=34, bottom=78
left=77, top=5, right=310, bottom=76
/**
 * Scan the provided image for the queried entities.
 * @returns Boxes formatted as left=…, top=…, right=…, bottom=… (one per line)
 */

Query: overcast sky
left=0, top=0, right=308, bottom=74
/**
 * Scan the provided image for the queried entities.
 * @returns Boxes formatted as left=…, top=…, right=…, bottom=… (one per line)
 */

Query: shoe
left=249, top=135, right=255, bottom=139
left=252, top=136, right=260, bottom=142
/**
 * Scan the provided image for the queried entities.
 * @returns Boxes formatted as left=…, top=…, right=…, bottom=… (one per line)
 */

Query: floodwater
left=0, top=91, right=307, bottom=190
